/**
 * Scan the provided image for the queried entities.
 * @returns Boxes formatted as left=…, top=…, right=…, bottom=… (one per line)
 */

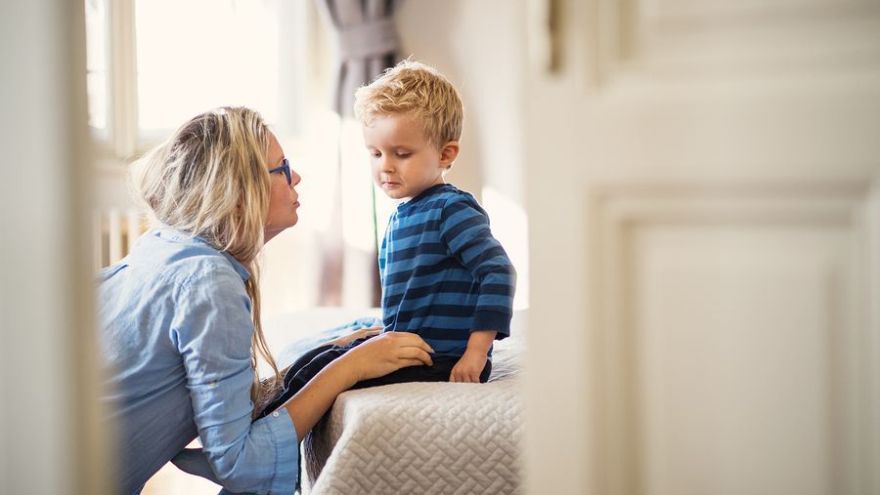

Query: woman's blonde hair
left=131, top=106, right=281, bottom=414
left=353, top=59, right=463, bottom=148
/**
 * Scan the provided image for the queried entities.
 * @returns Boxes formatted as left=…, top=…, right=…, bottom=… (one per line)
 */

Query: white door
left=523, top=1, right=880, bottom=494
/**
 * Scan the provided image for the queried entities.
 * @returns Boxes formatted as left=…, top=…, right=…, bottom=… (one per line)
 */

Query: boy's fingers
left=450, top=367, right=467, bottom=382
left=452, top=368, right=478, bottom=383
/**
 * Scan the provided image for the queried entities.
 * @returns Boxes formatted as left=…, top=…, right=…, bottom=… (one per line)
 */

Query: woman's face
left=264, top=132, right=301, bottom=242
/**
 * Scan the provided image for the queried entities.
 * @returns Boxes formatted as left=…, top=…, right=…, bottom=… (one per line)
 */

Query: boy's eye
left=370, top=150, right=381, bottom=158
left=396, top=151, right=411, bottom=158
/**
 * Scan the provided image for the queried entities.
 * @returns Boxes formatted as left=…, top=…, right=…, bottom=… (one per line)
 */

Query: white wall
left=397, top=0, right=527, bottom=205
left=0, top=0, right=108, bottom=493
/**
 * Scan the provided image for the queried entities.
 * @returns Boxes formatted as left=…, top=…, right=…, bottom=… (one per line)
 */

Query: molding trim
left=586, top=0, right=880, bottom=88
left=586, top=180, right=879, bottom=495
left=108, top=0, right=138, bottom=159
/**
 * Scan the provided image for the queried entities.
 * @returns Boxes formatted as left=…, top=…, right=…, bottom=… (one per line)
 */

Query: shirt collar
left=398, top=183, right=453, bottom=213
left=154, top=228, right=251, bottom=281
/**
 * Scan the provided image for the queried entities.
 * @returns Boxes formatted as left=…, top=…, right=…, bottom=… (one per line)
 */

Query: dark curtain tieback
left=337, top=17, right=399, bottom=60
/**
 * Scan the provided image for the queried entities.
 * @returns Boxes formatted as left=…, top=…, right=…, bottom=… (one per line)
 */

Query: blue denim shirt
left=97, top=229, right=298, bottom=494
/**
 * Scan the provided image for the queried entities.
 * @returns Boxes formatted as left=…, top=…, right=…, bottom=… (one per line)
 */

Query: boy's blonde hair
left=354, top=60, right=463, bottom=148
left=131, top=106, right=281, bottom=415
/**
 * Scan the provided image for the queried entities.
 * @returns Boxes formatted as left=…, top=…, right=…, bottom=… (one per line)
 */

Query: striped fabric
left=379, top=184, right=516, bottom=357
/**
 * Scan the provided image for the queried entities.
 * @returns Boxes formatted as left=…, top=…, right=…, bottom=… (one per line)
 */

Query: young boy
left=257, top=61, right=515, bottom=418
left=354, top=60, right=516, bottom=384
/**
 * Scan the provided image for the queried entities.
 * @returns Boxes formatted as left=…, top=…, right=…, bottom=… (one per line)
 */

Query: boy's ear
left=439, top=141, right=460, bottom=169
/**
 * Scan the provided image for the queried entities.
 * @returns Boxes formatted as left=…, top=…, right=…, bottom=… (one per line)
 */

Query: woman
left=97, top=107, right=434, bottom=494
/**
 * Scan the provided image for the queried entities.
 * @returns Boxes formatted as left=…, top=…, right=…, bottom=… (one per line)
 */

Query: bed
left=262, top=308, right=525, bottom=495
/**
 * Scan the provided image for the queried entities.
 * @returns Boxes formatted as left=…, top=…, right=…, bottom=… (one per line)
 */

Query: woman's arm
left=325, top=326, right=381, bottom=347
left=176, top=268, right=300, bottom=493
left=283, top=331, right=433, bottom=438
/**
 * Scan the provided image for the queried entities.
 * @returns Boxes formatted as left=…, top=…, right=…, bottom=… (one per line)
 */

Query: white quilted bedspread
left=302, top=335, right=524, bottom=495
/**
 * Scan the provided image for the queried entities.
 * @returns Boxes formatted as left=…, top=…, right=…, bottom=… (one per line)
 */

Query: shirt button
left=272, top=411, right=280, bottom=417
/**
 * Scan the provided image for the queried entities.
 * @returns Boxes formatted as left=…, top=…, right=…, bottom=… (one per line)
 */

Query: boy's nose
left=380, top=158, right=395, bottom=172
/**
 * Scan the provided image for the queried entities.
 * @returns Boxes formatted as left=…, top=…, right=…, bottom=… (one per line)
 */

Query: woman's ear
left=439, top=141, right=460, bottom=169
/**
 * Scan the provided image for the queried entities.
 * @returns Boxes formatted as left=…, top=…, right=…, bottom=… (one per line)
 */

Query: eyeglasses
left=268, top=158, right=292, bottom=185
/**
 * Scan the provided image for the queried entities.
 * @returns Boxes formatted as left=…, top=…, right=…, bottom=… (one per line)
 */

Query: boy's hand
left=449, top=348, right=488, bottom=383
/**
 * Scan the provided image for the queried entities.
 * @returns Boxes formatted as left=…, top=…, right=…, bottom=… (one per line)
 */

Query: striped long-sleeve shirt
left=379, top=184, right=516, bottom=357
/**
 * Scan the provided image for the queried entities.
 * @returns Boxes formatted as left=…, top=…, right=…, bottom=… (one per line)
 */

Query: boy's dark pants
left=256, top=336, right=492, bottom=420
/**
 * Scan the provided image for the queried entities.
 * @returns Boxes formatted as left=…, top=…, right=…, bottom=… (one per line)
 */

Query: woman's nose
left=290, top=169, right=302, bottom=187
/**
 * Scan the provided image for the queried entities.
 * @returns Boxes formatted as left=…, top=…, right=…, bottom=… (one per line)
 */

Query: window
left=83, top=0, right=383, bottom=314
left=135, top=0, right=279, bottom=133
left=85, top=0, right=108, bottom=132
left=85, top=0, right=288, bottom=158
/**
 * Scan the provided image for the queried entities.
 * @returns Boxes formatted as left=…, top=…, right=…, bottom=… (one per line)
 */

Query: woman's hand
left=325, top=326, right=382, bottom=347
left=283, top=332, right=433, bottom=440
left=340, top=331, right=434, bottom=383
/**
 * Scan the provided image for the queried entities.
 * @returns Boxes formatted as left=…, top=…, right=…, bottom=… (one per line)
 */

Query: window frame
left=90, top=0, right=321, bottom=166
left=89, top=0, right=138, bottom=163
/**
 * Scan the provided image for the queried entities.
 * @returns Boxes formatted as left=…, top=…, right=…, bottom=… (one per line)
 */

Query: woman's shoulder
left=128, top=229, right=249, bottom=289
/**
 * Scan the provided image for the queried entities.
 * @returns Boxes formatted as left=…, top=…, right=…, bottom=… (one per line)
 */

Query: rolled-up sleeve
left=172, top=266, right=299, bottom=494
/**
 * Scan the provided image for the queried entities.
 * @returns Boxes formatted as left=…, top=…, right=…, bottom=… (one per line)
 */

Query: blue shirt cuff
left=473, top=310, right=511, bottom=337
left=171, top=409, right=299, bottom=494
left=260, top=407, right=300, bottom=494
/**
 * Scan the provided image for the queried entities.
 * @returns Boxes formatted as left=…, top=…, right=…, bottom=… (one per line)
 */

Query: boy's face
left=362, top=113, right=458, bottom=201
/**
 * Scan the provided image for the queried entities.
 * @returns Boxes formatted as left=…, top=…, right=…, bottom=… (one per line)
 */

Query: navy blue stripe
left=441, top=198, right=488, bottom=223
left=394, top=327, right=472, bottom=341
left=473, top=305, right=512, bottom=314
left=386, top=243, right=448, bottom=263
left=442, top=216, right=485, bottom=245
left=463, top=245, right=507, bottom=268
left=393, top=220, right=441, bottom=240
left=480, top=283, right=514, bottom=295
left=384, top=270, right=475, bottom=289
left=383, top=280, right=478, bottom=307
left=442, top=200, right=470, bottom=217
left=395, top=304, right=475, bottom=322
left=383, top=259, right=460, bottom=286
